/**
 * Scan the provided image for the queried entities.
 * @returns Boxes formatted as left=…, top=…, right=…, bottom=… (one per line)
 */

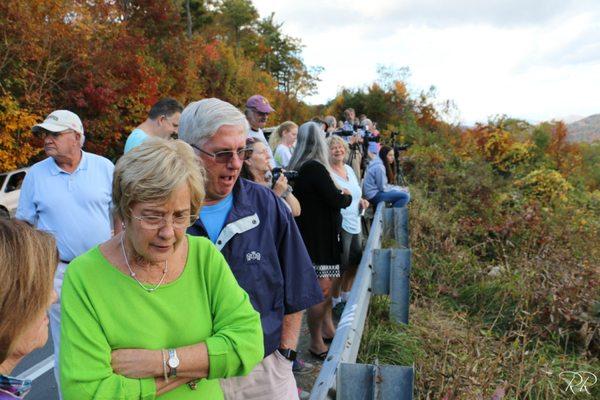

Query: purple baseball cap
left=246, top=95, right=275, bottom=113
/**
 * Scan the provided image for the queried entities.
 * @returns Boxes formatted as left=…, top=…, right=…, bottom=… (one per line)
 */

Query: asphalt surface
left=12, top=327, right=59, bottom=400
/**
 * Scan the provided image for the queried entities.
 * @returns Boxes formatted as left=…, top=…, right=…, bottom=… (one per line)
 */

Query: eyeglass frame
left=190, top=143, right=254, bottom=164
left=129, top=209, right=197, bottom=230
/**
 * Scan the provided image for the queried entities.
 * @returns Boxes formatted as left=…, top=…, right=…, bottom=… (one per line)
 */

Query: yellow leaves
left=461, top=125, right=534, bottom=172
left=515, top=168, right=573, bottom=203
left=0, top=94, right=42, bottom=172
left=394, top=81, right=408, bottom=99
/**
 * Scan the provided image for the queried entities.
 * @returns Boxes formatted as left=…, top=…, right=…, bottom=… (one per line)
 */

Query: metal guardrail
left=309, top=202, right=414, bottom=400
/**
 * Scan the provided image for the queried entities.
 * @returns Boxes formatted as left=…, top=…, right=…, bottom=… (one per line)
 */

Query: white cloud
left=253, top=0, right=600, bottom=124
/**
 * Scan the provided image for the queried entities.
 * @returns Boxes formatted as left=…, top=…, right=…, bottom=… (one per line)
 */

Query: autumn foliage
left=332, top=75, right=599, bottom=397
left=0, top=0, right=319, bottom=169
left=0, top=94, right=41, bottom=171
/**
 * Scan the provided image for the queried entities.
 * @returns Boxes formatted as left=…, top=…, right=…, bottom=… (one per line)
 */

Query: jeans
left=370, top=189, right=410, bottom=208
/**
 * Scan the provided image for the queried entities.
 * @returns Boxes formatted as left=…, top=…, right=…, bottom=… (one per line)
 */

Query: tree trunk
left=185, top=0, right=193, bottom=38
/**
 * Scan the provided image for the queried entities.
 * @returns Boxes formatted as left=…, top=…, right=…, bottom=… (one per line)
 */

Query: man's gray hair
left=178, top=98, right=249, bottom=145
left=324, top=115, right=336, bottom=130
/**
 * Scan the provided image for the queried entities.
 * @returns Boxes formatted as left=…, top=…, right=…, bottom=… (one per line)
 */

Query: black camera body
left=272, top=168, right=299, bottom=186
left=332, top=129, right=355, bottom=137
left=363, top=130, right=380, bottom=143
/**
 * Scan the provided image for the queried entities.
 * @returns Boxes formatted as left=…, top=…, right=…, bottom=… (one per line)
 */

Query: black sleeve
left=304, top=161, right=352, bottom=209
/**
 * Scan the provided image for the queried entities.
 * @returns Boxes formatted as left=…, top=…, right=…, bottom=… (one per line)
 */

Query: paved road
left=12, top=327, right=59, bottom=400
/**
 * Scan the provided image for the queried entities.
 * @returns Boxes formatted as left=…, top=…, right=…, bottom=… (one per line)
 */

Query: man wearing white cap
left=16, top=110, right=114, bottom=397
left=245, top=94, right=276, bottom=168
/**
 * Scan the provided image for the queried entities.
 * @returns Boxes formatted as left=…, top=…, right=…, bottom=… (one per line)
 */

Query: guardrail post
left=337, top=362, right=414, bottom=400
left=309, top=203, right=385, bottom=400
left=383, top=207, right=394, bottom=241
left=372, top=249, right=390, bottom=295
left=393, top=206, right=409, bottom=248
left=372, top=249, right=411, bottom=324
left=390, top=249, right=411, bottom=324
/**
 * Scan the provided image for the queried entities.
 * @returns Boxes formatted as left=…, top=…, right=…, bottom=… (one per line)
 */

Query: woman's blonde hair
left=113, top=138, right=205, bottom=222
left=327, top=135, right=349, bottom=164
left=0, top=220, right=57, bottom=363
left=268, top=121, right=298, bottom=151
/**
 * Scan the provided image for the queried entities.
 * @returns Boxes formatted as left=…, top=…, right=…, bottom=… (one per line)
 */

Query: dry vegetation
left=358, top=119, right=600, bottom=399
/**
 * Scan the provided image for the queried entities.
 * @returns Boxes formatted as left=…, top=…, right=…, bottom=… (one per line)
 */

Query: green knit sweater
left=60, top=235, right=263, bottom=399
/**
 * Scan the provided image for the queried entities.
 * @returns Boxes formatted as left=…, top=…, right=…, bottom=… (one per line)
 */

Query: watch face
left=168, top=358, right=179, bottom=368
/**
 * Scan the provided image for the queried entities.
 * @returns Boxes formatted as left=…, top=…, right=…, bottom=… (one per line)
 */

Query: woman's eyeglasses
left=190, top=144, right=253, bottom=163
left=130, top=211, right=196, bottom=230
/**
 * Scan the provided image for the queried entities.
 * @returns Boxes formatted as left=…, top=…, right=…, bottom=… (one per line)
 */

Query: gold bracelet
left=161, top=349, right=169, bottom=383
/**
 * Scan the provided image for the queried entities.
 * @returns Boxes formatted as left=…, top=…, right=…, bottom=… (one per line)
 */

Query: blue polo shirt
left=16, top=151, right=114, bottom=262
left=188, top=178, right=323, bottom=356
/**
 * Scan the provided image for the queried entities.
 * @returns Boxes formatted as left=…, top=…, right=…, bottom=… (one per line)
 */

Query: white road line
left=16, top=355, right=54, bottom=381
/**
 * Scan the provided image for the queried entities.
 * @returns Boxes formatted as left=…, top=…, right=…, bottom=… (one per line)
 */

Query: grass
left=357, top=296, right=424, bottom=366
left=356, top=198, right=599, bottom=399
left=358, top=296, right=600, bottom=399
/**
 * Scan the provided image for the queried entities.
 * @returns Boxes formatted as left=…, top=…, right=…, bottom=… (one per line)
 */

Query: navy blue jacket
left=188, top=178, right=323, bottom=356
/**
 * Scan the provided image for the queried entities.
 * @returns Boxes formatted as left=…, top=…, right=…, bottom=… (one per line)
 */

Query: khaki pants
left=220, top=351, right=299, bottom=400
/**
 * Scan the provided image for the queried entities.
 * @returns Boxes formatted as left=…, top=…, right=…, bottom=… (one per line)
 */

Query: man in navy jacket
left=180, top=98, right=323, bottom=399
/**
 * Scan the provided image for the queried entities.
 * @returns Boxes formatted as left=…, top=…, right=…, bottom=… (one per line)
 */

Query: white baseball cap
left=32, top=110, right=84, bottom=135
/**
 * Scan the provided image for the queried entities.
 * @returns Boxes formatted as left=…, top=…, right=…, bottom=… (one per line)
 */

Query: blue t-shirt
left=187, top=178, right=324, bottom=357
left=124, top=128, right=149, bottom=153
left=199, top=194, right=234, bottom=243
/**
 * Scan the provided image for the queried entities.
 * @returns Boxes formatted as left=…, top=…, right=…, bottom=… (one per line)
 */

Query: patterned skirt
left=314, top=264, right=340, bottom=279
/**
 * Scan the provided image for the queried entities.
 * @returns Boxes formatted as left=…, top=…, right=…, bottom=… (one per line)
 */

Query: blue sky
left=254, top=0, right=600, bottom=124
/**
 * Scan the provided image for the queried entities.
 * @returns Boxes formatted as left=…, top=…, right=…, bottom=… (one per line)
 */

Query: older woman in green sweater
left=59, top=138, right=263, bottom=399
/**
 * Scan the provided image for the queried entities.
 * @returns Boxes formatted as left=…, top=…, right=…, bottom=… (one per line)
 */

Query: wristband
left=277, top=348, right=297, bottom=361
left=161, top=349, right=169, bottom=383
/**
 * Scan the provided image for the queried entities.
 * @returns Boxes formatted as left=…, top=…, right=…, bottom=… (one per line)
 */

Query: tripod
left=392, top=141, right=409, bottom=187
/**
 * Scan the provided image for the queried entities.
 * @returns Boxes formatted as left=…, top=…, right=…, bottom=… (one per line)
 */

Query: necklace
left=120, top=233, right=168, bottom=293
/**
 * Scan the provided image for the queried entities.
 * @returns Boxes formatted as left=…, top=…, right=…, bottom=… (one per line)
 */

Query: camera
left=363, top=130, right=380, bottom=143
left=332, top=129, right=354, bottom=137
left=389, top=131, right=410, bottom=151
left=271, top=168, right=298, bottom=186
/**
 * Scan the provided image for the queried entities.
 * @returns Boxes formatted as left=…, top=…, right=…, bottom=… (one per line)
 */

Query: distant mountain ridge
left=567, top=114, right=600, bottom=143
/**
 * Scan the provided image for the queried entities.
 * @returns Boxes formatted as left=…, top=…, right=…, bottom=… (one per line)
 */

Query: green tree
left=255, top=13, right=321, bottom=98
left=216, top=0, right=258, bottom=56
left=180, top=0, right=217, bottom=37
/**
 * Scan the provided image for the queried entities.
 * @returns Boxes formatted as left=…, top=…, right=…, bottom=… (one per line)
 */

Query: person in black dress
left=288, top=122, right=352, bottom=359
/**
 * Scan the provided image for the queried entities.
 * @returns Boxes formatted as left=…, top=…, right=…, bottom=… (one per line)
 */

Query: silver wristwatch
left=167, top=348, right=179, bottom=378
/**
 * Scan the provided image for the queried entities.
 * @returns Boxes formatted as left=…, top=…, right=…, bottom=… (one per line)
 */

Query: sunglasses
left=191, top=143, right=253, bottom=163
left=35, top=129, right=76, bottom=138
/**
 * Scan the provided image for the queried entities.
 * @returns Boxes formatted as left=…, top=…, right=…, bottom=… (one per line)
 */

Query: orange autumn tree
left=460, top=122, right=534, bottom=175
left=547, top=121, right=582, bottom=176
left=0, top=0, right=321, bottom=166
left=0, top=94, right=41, bottom=171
